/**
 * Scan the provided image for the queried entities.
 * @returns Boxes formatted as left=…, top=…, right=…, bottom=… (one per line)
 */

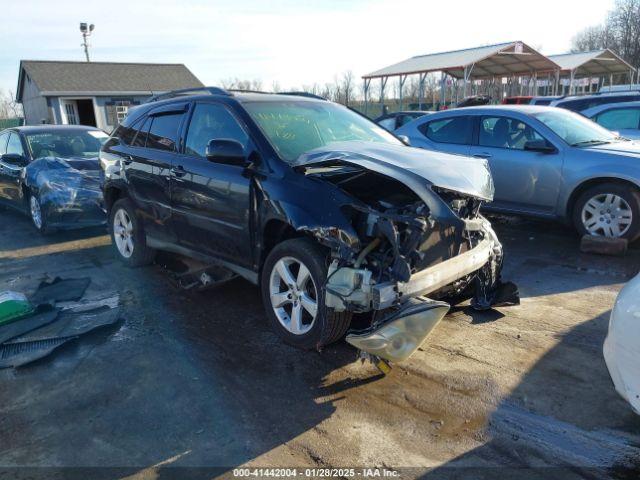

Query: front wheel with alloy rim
left=573, top=183, right=640, bottom=242
left=261, top=238, right=352, bottom=349
left=109, top=198, right=156, bottom=267
left=29, top=192, right=49, bottom=234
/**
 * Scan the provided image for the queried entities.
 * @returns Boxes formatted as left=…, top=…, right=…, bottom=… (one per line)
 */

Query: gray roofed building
left=16, top=60, right=204, bottom=130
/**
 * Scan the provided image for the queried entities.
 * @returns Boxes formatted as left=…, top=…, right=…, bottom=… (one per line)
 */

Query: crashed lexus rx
left=101, top=88, right=518, bottom=367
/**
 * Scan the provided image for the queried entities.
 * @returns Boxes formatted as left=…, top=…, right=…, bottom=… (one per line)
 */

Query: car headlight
left=346, top=299, right=449, bottom=362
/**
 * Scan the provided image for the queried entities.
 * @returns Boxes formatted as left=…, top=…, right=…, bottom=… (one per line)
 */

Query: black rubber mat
left=30, top=277, right=91, bottom=305
left=0, top=306, right=60, bottom=344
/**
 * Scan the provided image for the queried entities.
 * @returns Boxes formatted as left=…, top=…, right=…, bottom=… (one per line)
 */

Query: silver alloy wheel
left=30, top=195, right=43, bottom=230
left=581, top=193, right=633, bottom=238
left=113, top=208, right=134, bottom=258
left=269, top=256, right=318, bottom=335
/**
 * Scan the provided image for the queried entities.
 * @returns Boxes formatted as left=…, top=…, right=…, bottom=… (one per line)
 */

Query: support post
left=398, top=75, right=406, bottom=111
left=418, top=73, right=426, bottom=110
left=380, top=77, right=388, bottom=116
left=363, top=78, right=370, bottom=116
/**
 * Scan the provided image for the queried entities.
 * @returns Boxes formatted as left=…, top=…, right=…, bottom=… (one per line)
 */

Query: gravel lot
left=0, top=206, right=639, bottom=479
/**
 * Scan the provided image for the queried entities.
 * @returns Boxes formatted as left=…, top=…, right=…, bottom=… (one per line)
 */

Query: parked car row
left=0, top=87, right=638, bottom=376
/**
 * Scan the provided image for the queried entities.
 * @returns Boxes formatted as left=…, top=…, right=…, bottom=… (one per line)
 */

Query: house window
left=115, top=100, right=131, bottom=124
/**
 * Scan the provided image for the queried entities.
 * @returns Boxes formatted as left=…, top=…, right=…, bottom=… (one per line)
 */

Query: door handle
left=171, top=165, right=186, bottom=178
left=473, top=153, right=492, bottom=159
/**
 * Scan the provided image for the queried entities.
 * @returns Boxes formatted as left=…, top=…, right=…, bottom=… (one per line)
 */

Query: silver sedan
left=397, top=106, right=640, bottom=241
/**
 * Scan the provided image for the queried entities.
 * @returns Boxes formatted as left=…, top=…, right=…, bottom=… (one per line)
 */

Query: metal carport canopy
left=363, top=41, right=560, bottom=80
left=547, top=49, right=635, bottom=76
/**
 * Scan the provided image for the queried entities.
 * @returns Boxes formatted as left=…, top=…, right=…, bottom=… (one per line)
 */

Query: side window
left=132, top=117, right=152, bottom=147
left=479, top=116, right=545, bottom=150
left=147, top=113, right=184, bottom=152
left=185, top=103, right=248, bottom=157
left=6, top=133, right=25, bottom=156
left=596, top=108, right=640, bottom=131
left=377, top=117, right=396, bottom=131
left=419, top=116, right=472, bottom=145
left=0, top=132, right=9, bottom=155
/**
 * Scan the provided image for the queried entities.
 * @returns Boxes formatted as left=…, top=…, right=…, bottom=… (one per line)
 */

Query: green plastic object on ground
left=0, top=292, right=32, bottom=325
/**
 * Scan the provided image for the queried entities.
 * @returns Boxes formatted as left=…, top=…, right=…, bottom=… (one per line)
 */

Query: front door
left=171, top=101, right=253, bottom=266
left=0, top=132, right=27, bottom=207
left=469, top=115, right=563, bottom=214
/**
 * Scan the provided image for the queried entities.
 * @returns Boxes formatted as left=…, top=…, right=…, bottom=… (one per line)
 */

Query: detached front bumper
left=372, top=238, right=495, bottom=310
left=326, top=232, right=500, bottom=313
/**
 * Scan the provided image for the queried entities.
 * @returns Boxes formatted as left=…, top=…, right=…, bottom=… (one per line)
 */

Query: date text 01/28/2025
left=232, top=468, right=400, bottom=477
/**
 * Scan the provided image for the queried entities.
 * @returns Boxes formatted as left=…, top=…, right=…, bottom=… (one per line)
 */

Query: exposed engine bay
left=294, top=142, right=519, bottom=369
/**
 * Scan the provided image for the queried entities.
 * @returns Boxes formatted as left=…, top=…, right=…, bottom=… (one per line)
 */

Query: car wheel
left=573, top=183, right=640, bottom=242
left=109, top=198, right=156, bottom=267
left=29, top=192, right=50, bottom=234
left=261, top=238, right=352, bottom=349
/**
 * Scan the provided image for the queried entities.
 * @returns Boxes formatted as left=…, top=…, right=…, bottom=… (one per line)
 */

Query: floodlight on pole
left=80, top=22, right=95, bottom=62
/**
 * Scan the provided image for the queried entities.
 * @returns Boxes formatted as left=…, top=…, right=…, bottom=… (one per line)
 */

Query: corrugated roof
left=17, top=60, right=203, bottom=100
left=363, top=41, right=560, bottom=79
left=547, top=49, right=634, bottom=75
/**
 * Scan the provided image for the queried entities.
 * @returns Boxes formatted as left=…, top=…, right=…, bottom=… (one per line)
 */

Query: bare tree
left=572, top=0, right=640, bottom=68
left=0, top=89, right=22, bottom=119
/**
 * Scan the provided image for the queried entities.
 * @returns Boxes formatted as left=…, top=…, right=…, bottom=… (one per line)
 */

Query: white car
left=604, top=273, right=640, bottom=414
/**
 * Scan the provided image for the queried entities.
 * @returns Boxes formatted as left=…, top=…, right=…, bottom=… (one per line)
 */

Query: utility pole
left=79, top=23, right=95, bottom=62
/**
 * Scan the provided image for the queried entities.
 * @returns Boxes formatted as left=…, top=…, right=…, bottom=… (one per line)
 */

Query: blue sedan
left=582, top=101, right=640, bottom=141
left=396, top=105, right=640, bottom=241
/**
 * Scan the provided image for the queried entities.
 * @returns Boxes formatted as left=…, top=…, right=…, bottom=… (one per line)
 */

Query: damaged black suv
left=101, top=87, right=515, bottom=365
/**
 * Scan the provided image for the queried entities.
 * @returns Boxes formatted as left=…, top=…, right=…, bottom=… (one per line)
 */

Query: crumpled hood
left=294, top=141, right=494, bottom=201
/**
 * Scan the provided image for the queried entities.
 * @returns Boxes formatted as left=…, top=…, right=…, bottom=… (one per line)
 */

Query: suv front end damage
left=294, top=142, right=519, bottom=368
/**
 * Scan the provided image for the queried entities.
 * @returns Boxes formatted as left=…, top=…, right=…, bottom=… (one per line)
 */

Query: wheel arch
left=104, top=185, right=128, bottom=213
left=566, top=177, right=640, bottom=219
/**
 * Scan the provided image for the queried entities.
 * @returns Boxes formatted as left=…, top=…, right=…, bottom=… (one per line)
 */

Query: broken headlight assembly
left=345, top=298, right=450, bottom=364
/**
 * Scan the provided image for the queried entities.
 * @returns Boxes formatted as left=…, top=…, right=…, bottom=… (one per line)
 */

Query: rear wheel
left=109, top=198, right=156, bottom=267
left=573, top=183, right=640, bottom=242
left=261, top=238, right=352, bottom=349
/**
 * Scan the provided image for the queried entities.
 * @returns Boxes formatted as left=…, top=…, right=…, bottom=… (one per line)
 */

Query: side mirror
left=0, top=153, right=27, bottom=166
left=397, top=135, right=411, bottom=146
left=205, top=139, right=246, bottom=166
left=524, top=139, right=555, bottom=153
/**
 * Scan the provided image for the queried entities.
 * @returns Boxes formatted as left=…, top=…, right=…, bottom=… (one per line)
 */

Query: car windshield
left=243, top=100, right=402, bottom=162
left=25, top=130, right=109, bottom=159
left=531, top=109, right=618, bottom=147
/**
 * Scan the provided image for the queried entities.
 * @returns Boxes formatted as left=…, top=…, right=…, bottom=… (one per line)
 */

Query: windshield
left=243, top=100, right=402, bottom=162
left=25, top=130, right=109, bottom=159
left=531, top=109, right=617, bottom=147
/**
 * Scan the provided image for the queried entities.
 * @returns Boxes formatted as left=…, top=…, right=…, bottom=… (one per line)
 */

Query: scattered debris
left=0, top=291, right=32, bottom=325
left=0, top=278, right=120, bottom=369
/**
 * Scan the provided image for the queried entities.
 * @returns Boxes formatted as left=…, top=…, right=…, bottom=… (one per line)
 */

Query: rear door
left=469, top=115, right=563, bottom=214
left=409, top=115, right=473, bottom=156
left=171, top=101, right=253, bottom=265
left=121, top=104, right=187, bottom=241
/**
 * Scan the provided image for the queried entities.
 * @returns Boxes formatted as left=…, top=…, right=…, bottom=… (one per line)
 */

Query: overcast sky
left=0, top=0, right=614, bottom=95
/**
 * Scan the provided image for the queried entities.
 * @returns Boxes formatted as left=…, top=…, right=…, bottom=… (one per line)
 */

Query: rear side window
left=419, top=116, right=472, bottom=145
left=596, top=108, right=640, bottom=130
left=146, top=113, right=183, bottom=152
left=132, top=117, right=152, bottom=147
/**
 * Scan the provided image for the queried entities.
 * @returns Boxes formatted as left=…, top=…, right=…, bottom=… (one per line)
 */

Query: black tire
left=109, top=198, right=156, bottom=267
left=260, top=237, right=352, bottom=350
left=573, top=183, right=640, bottom=242
left=27, top=191, right=52, bottom=235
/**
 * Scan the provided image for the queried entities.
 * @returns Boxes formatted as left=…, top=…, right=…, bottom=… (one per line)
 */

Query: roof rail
left=227, top=89, right=269, bottom=95
left=146, top=87, right=231, bottom=103
left=278, top=91, right=328, bottom=101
